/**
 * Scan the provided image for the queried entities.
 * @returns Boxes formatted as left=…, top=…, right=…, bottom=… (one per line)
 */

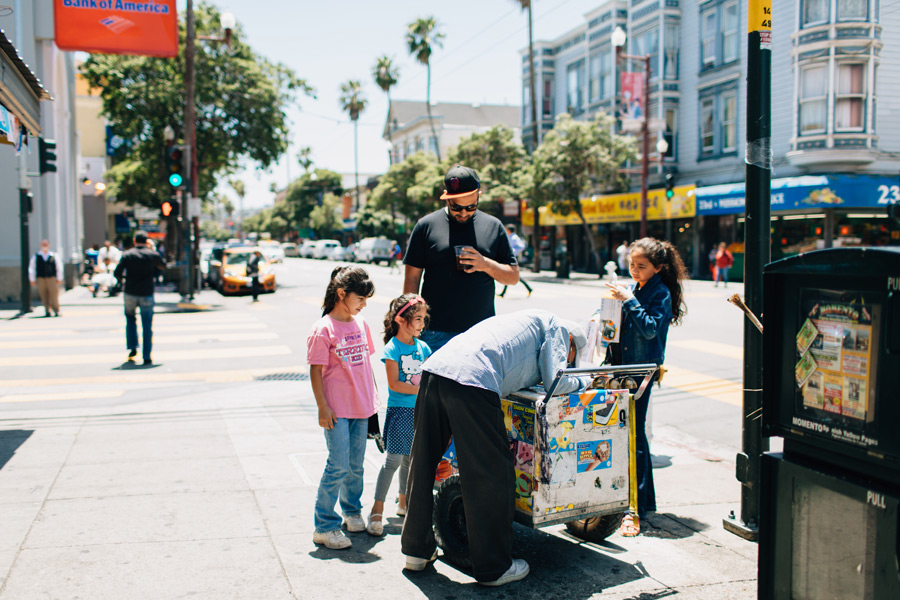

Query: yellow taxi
left=218, top=247, right=276, bottom=295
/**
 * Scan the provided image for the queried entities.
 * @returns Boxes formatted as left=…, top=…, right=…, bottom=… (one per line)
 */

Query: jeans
left=634, top=381, right=657, bottom=519
left=419, top=330, right=458, bottom=353
left=124, top=294, right=155, bottom=361
left=716, top=266, right=729, bottom=285
left=314, top=417, right=367, bottom=533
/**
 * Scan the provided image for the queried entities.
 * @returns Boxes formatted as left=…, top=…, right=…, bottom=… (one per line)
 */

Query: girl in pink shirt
left=307, top=266, right=378, bottom=550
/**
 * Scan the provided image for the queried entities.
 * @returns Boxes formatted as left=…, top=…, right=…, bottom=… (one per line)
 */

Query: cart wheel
left=564, top=512, right=625, bottom=542
left=432, top=475, right=472, bottom=570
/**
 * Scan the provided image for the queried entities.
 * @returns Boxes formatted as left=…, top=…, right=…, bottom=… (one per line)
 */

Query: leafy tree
left=406, top=17, right=445, bottom=162
left=373, top=56, right=400, bottom=146
left=284, top=168, right=344, bottom=231
left=448, top=125, right=527, bottom=218
left=532, top=112, right=637, bottom=273
left=297, top=146, right=313, bottom=173
left=368, top=152, right=442, bottom=234
left=355, top=205, right=397, bottom=239
left=339, top=80, right=367, bottom=212
left=80, top=2, right=313, bottom=209
left=229, top=178, right=245, bottom=231
left=309, top=193, right=343, bottom=238
left=200, top=220, right=231, bottom=241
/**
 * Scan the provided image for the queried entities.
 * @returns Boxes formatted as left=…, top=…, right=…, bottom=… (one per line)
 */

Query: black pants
left=498, top=279, right=533, bottom=297
left=251, top=275, right=260, bottom=300
left=401, top=372, right=514, bottom=582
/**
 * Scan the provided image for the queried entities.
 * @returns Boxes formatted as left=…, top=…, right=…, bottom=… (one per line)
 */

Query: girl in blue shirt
left=366, top=294, right=432, bottom=536
left=605, top=237, right=687, bottom=536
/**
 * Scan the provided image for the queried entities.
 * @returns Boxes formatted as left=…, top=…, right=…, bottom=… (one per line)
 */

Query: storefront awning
left=695, top=174, right=898, bottom=215
left=0, top=29, right=52, bottom=136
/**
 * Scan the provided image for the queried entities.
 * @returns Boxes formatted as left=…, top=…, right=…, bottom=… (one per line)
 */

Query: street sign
left=188, top=197, right=202, bottom=219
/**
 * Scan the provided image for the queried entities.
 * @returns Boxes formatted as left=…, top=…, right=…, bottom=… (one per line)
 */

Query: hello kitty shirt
left=381, top=337, right=431, bottom=408
left=307, top=315, right=378, bottom=418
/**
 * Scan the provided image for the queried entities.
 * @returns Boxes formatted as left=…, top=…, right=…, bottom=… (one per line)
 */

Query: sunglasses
left=448, top=200, right=478, bottom=213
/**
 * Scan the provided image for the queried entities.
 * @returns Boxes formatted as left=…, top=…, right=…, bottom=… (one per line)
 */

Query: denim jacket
left=620, top=273, right=672, bottom=366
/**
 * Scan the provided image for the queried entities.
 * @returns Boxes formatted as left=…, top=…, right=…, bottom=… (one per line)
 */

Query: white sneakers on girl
left=313, top=530, right=351, bottom=550
left=343, top=514, right=366, bottom=532
left=367, top=514, right=384, bottom=536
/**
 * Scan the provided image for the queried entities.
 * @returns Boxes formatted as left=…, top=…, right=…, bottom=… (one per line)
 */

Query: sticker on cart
left=549, top=452, right=577, bottom=484
left=577, top=440, right=613, bottom=472
left=509, top=404, right=535, bottom=444
left=548, top=420, right=576, bottom=452
left=515, top=471, right=534, bottom=511
left=543, top=503, right=575, bottom=516
left=567, top=390, right=620, bottom=427
left=509, top=440, right=534, bottom=472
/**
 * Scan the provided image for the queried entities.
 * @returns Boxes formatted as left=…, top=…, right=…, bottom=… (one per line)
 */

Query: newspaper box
left=433, top=365, right=657, bottom=568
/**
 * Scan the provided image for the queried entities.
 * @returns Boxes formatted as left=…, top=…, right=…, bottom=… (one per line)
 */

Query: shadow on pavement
left=112, top=362, right=162, bottom=371
left=309, top=529, right=385, bottom=564
left=0, top=430, right=33, bottom=470
left=640, top=512, right=709, bottom=539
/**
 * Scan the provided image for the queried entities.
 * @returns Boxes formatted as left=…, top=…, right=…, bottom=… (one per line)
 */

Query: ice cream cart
left=432, top=364, right=658, bottom=568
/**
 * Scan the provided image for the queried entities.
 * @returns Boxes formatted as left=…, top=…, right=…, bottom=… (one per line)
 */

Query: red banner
left=54, top=0, right=178, bottom=58
left=619, top=72, right=644, bottom=119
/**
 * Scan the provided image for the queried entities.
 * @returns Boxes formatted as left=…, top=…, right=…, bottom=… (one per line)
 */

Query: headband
left=397, top=295, right=423, bottom=317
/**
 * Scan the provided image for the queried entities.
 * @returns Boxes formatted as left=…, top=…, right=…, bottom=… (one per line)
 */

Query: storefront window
left=835, top=63, right=865, bottom=131
left=800, top=65, right=827, bottom=134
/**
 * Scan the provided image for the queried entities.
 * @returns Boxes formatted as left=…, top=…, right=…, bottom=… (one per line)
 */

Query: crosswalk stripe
left=0, top=331, right=280, bottom=350
left=667, top=339, right=744, bottom=360
left=0, top=390, right=125, bottom=403
left=0, top=345, right=293, bottom=367
left=1, top=321, right=265, bottom=339
left=659, top=364, right=743, bottom=406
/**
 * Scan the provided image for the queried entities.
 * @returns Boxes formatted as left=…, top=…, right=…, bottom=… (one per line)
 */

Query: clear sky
left=197, top=0, right=604, bottom=209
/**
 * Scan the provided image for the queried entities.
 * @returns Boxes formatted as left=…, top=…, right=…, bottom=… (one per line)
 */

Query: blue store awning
left=694, top=174, right=899, bottom=216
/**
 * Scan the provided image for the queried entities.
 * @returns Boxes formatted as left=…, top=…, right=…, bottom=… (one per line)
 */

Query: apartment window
left=800, top=65, right=827, bottom=134
left=633, top=29, right=660, bottom=76
left=802, top=0, right=829, bottom=26
left=837, top=0, right=866, bottom=20
left=664, top=107, right=677, bottom=159
left=835, top=63, right=865, bottom=131
left=567, top=60, right=585, bottom=113
left=701, top=9, right=716, bottom=66
left=722, top=2, right=739, bottom=63
left=589, top=49, right=612, bottom=103
left=415, top=136, right=423, bottom=152
left=523, top=82, right=531, bottom=124
left=543, top=77, right=553, bottom=117
left=664, top=24, right=679, bottom=79
left=701, top=97, right=715, bottom=155
left=722, top=92, right=737, bottom=152
left=429, top=136, right=439, bottom=155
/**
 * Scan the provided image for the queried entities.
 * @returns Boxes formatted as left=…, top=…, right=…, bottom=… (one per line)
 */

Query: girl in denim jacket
left=605, top=238, right=688, bottom=536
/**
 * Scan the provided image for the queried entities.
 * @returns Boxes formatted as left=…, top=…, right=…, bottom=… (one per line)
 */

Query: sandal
left=620, top=514, right=640, bottom=537
left=367, top=513, right=384, bottom=537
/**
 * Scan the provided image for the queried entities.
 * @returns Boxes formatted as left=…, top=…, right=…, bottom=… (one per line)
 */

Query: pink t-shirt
left=306, top=315, right=378, bottom=419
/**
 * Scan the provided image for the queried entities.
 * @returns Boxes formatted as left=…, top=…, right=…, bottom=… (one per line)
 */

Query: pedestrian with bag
left=28, top=239, right=63, bottom=317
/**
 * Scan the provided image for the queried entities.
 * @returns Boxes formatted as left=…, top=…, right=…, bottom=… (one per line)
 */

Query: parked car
left=299, top=240, right=317, bottom=258
left=207, top=242, right=227, bottom=290
left=312, top=239, right=341, bottom=260
left=344, top=242, right=359, bottom=262
left=258, top=240, right=285, bottom=263
left=330, top=246, right=352, bottom=261
left=355, top=237, right=396, bottom=264
left=217, top=247, right=276, bottom=295
left=282, top=242, right=300, bottom=257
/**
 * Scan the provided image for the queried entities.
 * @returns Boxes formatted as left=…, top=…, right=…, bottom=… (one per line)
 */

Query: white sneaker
left=479, top=559, right=530, bottom=586
left=343, top=514, right=366, bottom=532
left=312, top=529, right=351, bottom=550
left=404, top=549, right=438, bottom=571
left=367, top=514, right=384, bottom=537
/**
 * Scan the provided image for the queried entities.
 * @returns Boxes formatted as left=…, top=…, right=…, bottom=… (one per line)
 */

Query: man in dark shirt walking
left=114, top=231, right=164, bottom=365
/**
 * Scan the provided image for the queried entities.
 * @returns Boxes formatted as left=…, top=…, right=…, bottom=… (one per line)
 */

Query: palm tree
left=406, top=17, right=445, bottom=162
left=339, top=80, right=368, bottom=212
left=373, top=55, right=400, bottom=163
left=513, top=1, right=539, bottom=152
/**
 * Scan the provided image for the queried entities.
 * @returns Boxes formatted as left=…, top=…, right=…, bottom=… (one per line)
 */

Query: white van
left=312, top=240, right=341, bottom=260
left=355, top=237, right=396, bottom=264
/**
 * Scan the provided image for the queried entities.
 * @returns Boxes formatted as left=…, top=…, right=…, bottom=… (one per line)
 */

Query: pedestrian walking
left=113, top=231, right=164, bottom=366
left=401, top=309, right=589, bottom=585
left=403, top=165, right=519, bottom=352
left=366, top=293, right=432, bottom=537
left=28, top=239, right=63, bottom=317
left=708, top=246, right=718, bottom=281
left=497, top=224, right=533, bottom=298
left=714, top=242, right=734, bottom=288
left=388, top=242, right=402, bottom=274
left=247, top=250, right=263, bottom=302
left=604, top=237, right=688, bottom=536
left=616, top=240, right=630, bottom=276
left=307, top=266, right=378, bottom=550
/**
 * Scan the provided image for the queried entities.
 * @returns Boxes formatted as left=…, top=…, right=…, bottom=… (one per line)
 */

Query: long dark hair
left=321, top=266, right=375, bottom=316
left=630, top=237, right=688, bottom=325
left=383, top=293, right=429, bottom=343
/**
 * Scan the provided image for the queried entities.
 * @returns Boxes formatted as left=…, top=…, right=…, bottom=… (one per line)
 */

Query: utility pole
left=723, top=0, right=772, bottom=542
left=639, top=55, right=651, bottom=238
left=184, top=0, right=197, bottom=301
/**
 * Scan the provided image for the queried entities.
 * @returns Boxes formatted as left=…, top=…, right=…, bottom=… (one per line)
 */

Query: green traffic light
left=666, top=190, right=674, bottom=199
left=169, top=173, right=183, bottom=187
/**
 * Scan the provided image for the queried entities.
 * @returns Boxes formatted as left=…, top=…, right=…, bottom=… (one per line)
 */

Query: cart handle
left=543, top=363, right=659, bottom=402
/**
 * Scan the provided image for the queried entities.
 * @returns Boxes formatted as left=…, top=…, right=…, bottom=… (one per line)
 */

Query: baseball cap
left=559, top=318, right=589, bottom=366
left=440, top=165, right=481, bottom=200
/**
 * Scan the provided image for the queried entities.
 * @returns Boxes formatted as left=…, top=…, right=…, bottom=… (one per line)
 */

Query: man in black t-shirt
left=403, top=165, right=519, bottom=351
left=114, top=231, right=164, bottom=366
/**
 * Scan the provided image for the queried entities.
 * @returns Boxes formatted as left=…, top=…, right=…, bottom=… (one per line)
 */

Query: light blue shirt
left=381, top=337, right=431, bottom=408
left=423, top=309, right=589, bottom=398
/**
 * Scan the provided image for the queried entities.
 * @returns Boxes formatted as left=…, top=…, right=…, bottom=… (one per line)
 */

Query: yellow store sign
left=522, top=185, right=696, bottom=227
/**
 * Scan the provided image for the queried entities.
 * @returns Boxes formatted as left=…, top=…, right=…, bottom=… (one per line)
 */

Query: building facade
left=521, top=0, right=899, bottom=277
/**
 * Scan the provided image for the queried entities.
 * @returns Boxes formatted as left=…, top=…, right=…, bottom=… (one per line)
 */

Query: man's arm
left=403, top=265, right=423, bottom=295
left=113, top=258, right=125, bottom=281
left=460, top=248, right=520, bottom=286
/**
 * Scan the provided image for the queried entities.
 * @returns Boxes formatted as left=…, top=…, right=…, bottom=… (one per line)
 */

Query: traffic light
left=39, top=138, right=57, bottom=174
left=665, top=173, right=675, bottom=200
left=167, top=146, right=185, bottom=188
left=161, top=199, right=179, bottom=218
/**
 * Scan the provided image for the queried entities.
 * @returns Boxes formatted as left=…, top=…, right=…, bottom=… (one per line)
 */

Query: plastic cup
left=454, top=245, right=474, bottom=271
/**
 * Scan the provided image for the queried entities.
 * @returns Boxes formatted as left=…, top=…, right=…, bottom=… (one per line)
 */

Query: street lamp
left=613, top=25, right=655, bottom=238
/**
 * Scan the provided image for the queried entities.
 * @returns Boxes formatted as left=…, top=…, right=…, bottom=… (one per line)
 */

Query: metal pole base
left=723, top=512, right=759, bottom=541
